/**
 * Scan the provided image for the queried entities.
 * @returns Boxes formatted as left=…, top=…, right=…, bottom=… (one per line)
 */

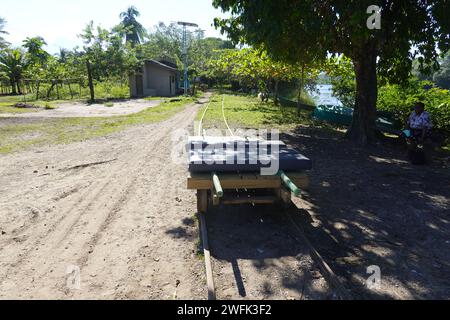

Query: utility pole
left=177, top=21, right=198, bottom=95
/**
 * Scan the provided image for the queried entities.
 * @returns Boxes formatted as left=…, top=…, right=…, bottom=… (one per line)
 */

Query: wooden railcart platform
left=188, top=171, right=309, bottom=213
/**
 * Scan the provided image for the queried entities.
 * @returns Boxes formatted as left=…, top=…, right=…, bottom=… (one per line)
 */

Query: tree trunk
left=47, top=81, right=56, bottom=99
left=68, top=82, right=74, bottom=99
left=274, top=80, right=279, bottom=106
left=86, top=60, right=95, bottom=102
left=16, top=79, right=22, bottom=95
left=297, top=65, right=305, bottom=115
left=11, top=79, right=17, bottom=95
left=36, top=80, right=40, bottom=100
left=347, top=43, right=378, bottom=145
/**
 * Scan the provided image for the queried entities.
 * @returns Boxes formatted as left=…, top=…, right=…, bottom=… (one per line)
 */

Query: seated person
left=406, top=102, right=433, bottom=143
left=404, top=102, right=434, bottom=164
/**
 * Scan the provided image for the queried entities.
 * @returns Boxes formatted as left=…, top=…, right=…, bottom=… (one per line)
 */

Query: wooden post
left=36, top=80, right=40, bottom=100
left=199, top=213, right=216, bottom=300
left=68, top=81, right=74, bottom=99
left=197, top=190, right=208, bottom=214
left=46, top=80, right=56, bottom=99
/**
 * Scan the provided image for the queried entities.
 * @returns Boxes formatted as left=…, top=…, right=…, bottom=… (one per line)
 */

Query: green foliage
left=0, top=48, right=26, bottom=94
left=197, top=93, right=314, bottom=130
left=141, top=23, right=183, bottom=64
left=94, top=81, right=129, bottom=100
left=324, top=56, right=356, bottom=107
left=213, top=0, right=450, bottom=143
left=23, top=36, right=49, bottom=66
left=118, top=6, right=146, bottom=45
left=0, top=17, right=9, bottom=49
left=43, top=102, right=56, bottom=110
left=433, top=51, right=450, bottom=90
left=378, top=80, right=450, bottom=132
left=278, top=81, right=316, bottom=106
left=140, top=22, right=234, bottom=86
left=207, top=48, right=319, bottom=104
left=80, top=21, right=140, bottom=81
left=214, top=0, right=449, bottom=78
left=0, top=103, right=40, bottom=114
left=323, top=55, right=450, bottom=133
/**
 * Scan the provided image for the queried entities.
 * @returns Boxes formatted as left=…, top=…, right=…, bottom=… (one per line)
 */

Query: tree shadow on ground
left=165, top=125, right=449, bottom=299
left=281, top=126, right=450, bottom=299
left=205, top=204, right=333, bottom=299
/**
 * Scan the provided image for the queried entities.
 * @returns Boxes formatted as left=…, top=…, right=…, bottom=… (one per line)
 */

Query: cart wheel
left=197, top=190, right=209, bottom=214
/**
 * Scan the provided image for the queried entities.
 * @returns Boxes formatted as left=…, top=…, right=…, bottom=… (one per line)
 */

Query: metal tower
left=177, top=21, right=198, bottom=95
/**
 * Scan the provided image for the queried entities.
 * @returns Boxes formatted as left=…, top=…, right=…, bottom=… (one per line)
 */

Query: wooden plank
left=197, top=190, right=208, bottom=214
left=221, top=196, right=277, bottom=205
left=188, top=172, right=309, bottom=190
left=199, top=213, right=216, bottom=300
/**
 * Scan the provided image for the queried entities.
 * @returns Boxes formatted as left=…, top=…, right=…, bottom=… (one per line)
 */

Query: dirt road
left=0, top=94, right=330, bottom=300
left=0, top=97, right=207, bottom=299
left=0, top=99, right=162, bottom=119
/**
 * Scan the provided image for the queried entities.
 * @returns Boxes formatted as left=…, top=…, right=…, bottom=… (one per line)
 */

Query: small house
left=129, top=60, right=179, bottom=98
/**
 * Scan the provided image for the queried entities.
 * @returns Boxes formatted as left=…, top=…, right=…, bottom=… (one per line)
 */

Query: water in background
left=309, top=84, right=343, bottom=106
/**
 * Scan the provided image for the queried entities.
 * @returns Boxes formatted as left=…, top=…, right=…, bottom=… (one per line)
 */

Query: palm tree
left=119, top=6, right=146, bottom=45
left=0, top=17, right=9, bottom=49
left=0, top=48, right=26, bottom=94
left=23, top=36, right=49, bottom=65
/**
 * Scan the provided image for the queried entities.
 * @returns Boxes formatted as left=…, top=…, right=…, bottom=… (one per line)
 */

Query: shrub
left=378, top=80, right=450, bottom=133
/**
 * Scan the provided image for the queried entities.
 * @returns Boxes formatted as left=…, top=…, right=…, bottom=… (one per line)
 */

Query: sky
left=1, top=0, right=229, bottom=54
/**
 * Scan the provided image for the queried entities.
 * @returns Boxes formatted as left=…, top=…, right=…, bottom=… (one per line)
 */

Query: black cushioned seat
left=187, top=136, right=312, bottom=173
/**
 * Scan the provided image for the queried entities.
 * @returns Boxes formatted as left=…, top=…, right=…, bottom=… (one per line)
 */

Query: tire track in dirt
left=0, top=95, right=210, bottom=299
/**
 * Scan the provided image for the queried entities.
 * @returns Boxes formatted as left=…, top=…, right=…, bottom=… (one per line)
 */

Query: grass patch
left=0, top=96, right=197, bottom=154
left=43, top=102, right=57, bottom=110
left=104, top=102, right=114, bottom=107
left=197, top=93, right=315, bottom=131
left=0, top=97, right=70, bottom=112
left=0, top=104, right=40, bottom=114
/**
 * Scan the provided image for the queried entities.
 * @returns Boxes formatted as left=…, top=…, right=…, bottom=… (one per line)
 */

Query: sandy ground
left=0, top=94, right=331, bottom=300
left=1, top=93, right=447, bottom=300
left=0, top=97, right=206, bottom=300
left=0, top=99, right=161, bottom=118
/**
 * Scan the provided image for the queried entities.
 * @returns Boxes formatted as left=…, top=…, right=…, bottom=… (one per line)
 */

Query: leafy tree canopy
left=23, top=36, right=50, bottom=66
left=0, top=17, right=9, bottom=49
left=433, top=51, right=450, bottom=89
left=119, top=6, right=146, bottom=45
left=213, top=0, right=450, bottom=144
left=0, top=48, right=26, bottom=94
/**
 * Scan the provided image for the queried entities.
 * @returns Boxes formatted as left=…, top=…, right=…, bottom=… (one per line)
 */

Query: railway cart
left=186, top=136, right=312, bottom=213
